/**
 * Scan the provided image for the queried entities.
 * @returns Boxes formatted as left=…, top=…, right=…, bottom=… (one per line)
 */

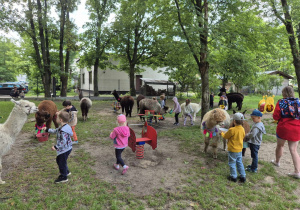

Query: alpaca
left=180, top=100, right=201, bottom=122
left=137, top=94, right=145, bottom=113
left=80, top=97, right=92, bottom=121
left=139, top=98, right=169, bottom=123
left=111, top=90, right=134, bottom=117
left=0, top=99, right=38, bottom=184
left=77, top=89, right=93, bottom=121
left=35, top=100, right=59, bottom=129
left=225, top=110, right=251, bottom=154
left=218, top=88, right=244, bottom=110
left=201, top=108, right=230, bottom=159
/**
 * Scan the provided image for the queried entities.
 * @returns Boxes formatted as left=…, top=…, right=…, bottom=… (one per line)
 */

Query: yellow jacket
left=221, top=125, right=245, bottom=153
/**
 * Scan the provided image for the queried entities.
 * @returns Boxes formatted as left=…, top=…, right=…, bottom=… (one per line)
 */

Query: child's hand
left=41, top=127, right=47, bottom=131
left=51, top=146, right=56, bottom=151
left=219, top=132, right=224, bottom=136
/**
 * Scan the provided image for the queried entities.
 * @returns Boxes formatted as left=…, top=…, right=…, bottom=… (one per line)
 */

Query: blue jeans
left=249, top=143, right=260, bottom=171
left=56, top=149, right=72, bottom=178
left=228, top=151, right=246, bottom=178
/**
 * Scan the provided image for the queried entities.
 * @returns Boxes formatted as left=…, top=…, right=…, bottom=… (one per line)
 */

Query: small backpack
left=279, top=98, right=300, bottom=120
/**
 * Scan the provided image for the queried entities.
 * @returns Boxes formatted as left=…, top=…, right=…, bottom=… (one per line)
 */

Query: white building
left=79, top=62, right=174, bottom=95
left=264, top=71, right=293, bottom=95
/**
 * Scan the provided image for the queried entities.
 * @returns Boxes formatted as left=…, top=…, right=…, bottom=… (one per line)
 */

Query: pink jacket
left=110, top=126, right=130, bottom=148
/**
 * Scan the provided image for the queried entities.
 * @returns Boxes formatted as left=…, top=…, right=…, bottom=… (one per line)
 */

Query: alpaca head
left=11, top=99, right=38, bottom=115
left=210, top=108, right=226, bottom=126
left=35, top=110, right=51, bottom=126
left=160, top=106, right=169, bottom=114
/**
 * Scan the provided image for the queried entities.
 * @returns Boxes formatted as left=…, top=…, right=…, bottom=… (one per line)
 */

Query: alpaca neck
left=205, top=119, right=216, bottom=129
left=113, top=93, right=121, bottom=101
left=3, top=106, right=28, bottom=139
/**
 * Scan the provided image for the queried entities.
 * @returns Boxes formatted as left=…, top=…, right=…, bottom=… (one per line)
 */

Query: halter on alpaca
left=202, top=121, right=218, bottom=138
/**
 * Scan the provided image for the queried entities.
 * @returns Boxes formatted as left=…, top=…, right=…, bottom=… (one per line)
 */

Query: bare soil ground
left=2, top=104, right=300, bottom=197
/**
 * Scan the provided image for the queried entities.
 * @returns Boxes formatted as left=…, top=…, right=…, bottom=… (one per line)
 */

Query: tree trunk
left=200, top=62, right=209, bottom=120
left=129, top=64, right=136, bottom=96
left=59, top=0, right=67, bottom=97
left=280, top=0, right=300, bottom=96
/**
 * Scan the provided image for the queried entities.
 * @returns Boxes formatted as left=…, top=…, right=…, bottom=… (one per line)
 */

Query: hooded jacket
left=245, top=122, right=266, bottom=145
left=110, top=126, right=130, bottom=149
left=172, top=97, right=181, bottom=113
left=47, top=124, right=73, bottom=156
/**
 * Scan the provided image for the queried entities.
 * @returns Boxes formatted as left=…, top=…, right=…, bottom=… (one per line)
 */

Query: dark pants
left=249, top=143, right=260, bottom=170
left=56, top=149, right=72, bottom=178
left=115, top=148, right=125, bottom=167
left=175, top=113, right=180, bottom=123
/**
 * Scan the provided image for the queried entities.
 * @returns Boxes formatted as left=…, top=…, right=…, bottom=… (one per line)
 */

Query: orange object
left=136, top=145, right=144, bottom=159
left=36, top=132, right=49, bottom=142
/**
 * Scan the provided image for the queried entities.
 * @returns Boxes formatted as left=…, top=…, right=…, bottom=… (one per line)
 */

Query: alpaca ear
left=11, top=99, right=20, bottom=106
left=243, top=110, right=247, bottom=115
left=163, top=106, right=169, bottom=111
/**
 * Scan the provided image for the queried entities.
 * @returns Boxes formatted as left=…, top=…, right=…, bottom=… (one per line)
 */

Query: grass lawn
left=0, top=95, right=299, bottom=209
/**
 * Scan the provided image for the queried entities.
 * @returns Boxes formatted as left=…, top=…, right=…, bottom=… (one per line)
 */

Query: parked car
left=0, top=83, right=27, bottom=95
left=4, top=82, right=28, bottom=93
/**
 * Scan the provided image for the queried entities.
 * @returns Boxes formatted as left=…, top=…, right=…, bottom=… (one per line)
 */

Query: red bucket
left=36, top=132, right=49, bottom=142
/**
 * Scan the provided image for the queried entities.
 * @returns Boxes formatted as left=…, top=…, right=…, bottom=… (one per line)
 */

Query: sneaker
left=113, top=164, right=120, bottom=170
left=246, top=168, right=257, bottom=173
left=67, top=172, right=71, bottom=176
left=246, top=165, right=251, bottom=169
left=288, top=172, right=300, bottom=179
left=271, top=160, right=280, bottom=167
left=173, top=123, right=177, bottom=125
left=227, top=176, right=237, bottom=182
left=55, top=175, right=68, bottom=183
left=73, top=141, right=78, bottom=144
left=122, top=166, right=129, bottom=175
left=239, top=176, right=246, bottom=183
left=191, top=123, right=194, bottom=126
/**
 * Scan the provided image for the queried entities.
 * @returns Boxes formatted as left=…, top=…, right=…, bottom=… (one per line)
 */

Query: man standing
left=10, top=86, right=20, bottom=98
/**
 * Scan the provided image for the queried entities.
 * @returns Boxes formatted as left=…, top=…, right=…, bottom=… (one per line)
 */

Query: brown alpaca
left=202, top=108, right=230, bottom=159
left=225, top=110, right=250, bottom=155
left=111, top=90, right=134, bottom=117
left=35, top=100, right=59, bottom=129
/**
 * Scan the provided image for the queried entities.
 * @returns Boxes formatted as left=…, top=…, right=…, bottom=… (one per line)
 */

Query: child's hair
left=58, top=111, right=70, bottom=123
left=160, top=95, right=165, bottom=100
left=282, top=86, right=294, bottom=98
left=222, top=92, right=226, bottom=96
left=234, top=119, right=243, bottom=125
left=62, top=101, right=72, bottom=106
left=186, top=99, right=191, bottom=106
left=152, top=97, right=157, bottom=100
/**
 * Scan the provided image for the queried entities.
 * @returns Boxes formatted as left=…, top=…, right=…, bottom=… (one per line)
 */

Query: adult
left=10, top=86, right=19, bottom=98
left=271, top=86, right=300, bottom=179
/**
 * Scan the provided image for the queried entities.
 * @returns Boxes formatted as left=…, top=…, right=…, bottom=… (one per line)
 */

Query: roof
left=265, top=71, right=294, bottom=79
left=140, top=78, right=175, bottom=85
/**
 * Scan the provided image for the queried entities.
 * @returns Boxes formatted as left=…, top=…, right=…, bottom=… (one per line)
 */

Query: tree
left=112, top=0, right=163, bottom=96
left=79, top=0, right=117, bottom=96
left=263, top=0, right=300, bottom=95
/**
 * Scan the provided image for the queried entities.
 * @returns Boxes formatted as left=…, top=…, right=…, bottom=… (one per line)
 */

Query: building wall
left=270, top=78, right=290, bottom=95
left=79, top=64, right=169, bottom=93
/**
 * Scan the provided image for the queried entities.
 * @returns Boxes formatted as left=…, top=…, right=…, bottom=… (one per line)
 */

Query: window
left=89, top=71, right=92, bottom=84
left=82, top=73, right=85, bottom=84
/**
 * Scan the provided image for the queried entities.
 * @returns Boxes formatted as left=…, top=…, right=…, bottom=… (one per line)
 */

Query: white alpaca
left=181, top=100, right=201, bottom=122
left=201, top=108, right=230, bottom=158
left=0, top=99, right=38, bottom=184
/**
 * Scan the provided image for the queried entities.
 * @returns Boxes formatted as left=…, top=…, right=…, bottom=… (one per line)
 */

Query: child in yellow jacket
left=221, top=112, right=246, bottom=183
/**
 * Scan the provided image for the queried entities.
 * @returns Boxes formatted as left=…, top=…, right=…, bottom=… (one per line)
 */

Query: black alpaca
left=218, top=88, right=244, bottom=110
left=111, top=90, right=134, bottom=117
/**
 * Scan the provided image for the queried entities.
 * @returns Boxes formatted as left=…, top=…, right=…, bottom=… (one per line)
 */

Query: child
left=160, top=95, right=165, bottom=109
left=172, top=97, right=181, bottom=125
left=62, top=101, right=78, bottom=144
left=183, top=99, right=194, bottom=126
left=218, top=96, right=228, bottom=110
left=43, top=111, right=73, bottom=183
left=221, top=112, right=246, bottom=183
left=20, top=91, right=25, bottom=99
left=110, top=114, right=130, bottom=175
left=210, top=92, right=214, bottom=108
left=245, top=109, right=266, bottom=173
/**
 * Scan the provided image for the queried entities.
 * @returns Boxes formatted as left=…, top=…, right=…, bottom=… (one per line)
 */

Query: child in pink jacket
left=110, top=114, right=130, bottom=175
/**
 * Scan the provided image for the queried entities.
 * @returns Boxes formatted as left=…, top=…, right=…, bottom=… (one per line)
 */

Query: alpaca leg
left=223, top=138, right=227, bottom=151
left=46, top=119, right=52, bottom=129
left=53, top=117, right=59, bottom=128
left=212, top=145, right=218, bottom=159
left=122, top=106, right=125, bottom=114
left=0, top=159, right=5, bottom=184
left=193, top=113, right=196, bottom=122
left=204, top=138, right=209, bottom=153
